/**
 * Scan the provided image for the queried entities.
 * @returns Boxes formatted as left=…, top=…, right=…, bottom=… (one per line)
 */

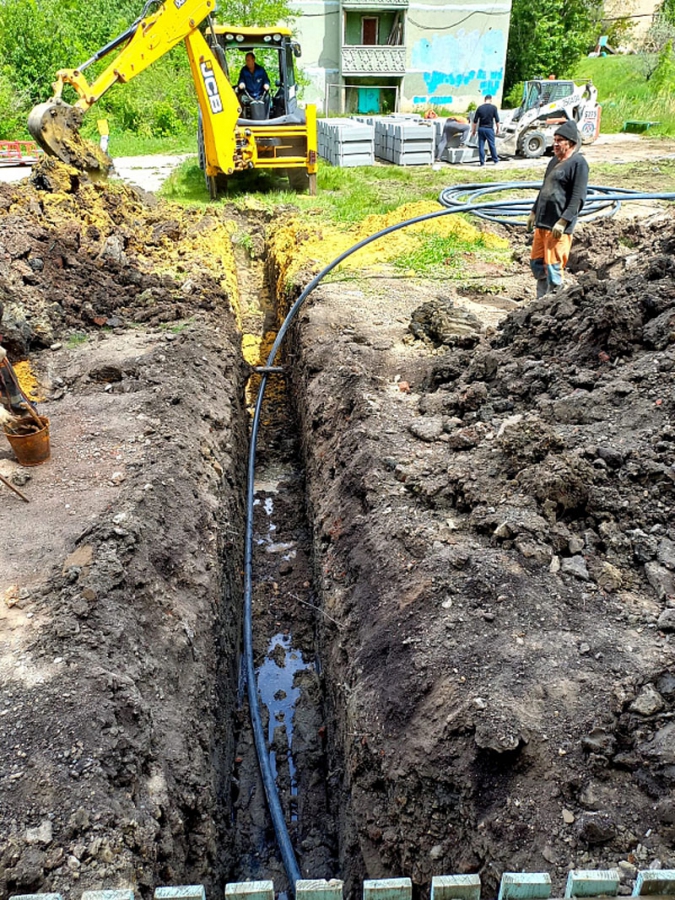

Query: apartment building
left=294, top=0, right=512, bottom=114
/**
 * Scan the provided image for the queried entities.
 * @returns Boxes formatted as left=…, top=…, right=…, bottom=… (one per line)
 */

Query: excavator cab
left=199, top=26, right=316, bottom=193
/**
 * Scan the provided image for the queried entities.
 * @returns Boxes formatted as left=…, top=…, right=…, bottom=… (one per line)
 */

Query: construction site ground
left=0, top=135, right=674, bottom=900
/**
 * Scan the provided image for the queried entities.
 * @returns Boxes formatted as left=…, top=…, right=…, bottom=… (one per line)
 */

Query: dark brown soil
left=1, top=157, right=674, bottom=900
left=283, top=214, right=675, bottom=897
left=0, top=162, right=250, bottom=898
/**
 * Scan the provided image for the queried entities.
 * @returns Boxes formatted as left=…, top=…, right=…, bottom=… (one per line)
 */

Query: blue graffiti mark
left=414, top=95, right=454, bottom=105
left=411, top=28, right=506, bottom=96
left=480, top=78, right=502, bottom=95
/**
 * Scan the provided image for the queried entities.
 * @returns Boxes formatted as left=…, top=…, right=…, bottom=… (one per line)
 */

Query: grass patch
left=574, top=55, right=675, bottom=136
left=394, top=232, right=510, bottom=277
left=66, top=332, right=89, bottom=348
left=107, top=132, right=197, bottom=157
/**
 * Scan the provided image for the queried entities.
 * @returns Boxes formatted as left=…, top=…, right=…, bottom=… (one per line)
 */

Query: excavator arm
left=28, top=0, right=244, bottom=177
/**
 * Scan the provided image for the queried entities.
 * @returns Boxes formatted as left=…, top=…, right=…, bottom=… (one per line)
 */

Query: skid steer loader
left=498, top=79, right=601, bottom=158
left=439, top=79, right=600, bottom=164
left=27, top=0, right=317, bottom=197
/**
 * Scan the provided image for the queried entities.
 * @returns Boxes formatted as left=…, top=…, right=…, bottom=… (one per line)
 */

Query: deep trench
left=221, top=223, right=339, bottom=892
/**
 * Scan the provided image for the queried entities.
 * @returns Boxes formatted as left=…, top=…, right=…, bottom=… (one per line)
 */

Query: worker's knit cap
left=554, top=119, right=579, bottom=143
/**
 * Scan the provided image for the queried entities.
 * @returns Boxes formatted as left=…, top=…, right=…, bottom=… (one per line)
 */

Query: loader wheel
left=519, top=131, right=546, bottom=159
left=287, top=166, right=310, bottom=193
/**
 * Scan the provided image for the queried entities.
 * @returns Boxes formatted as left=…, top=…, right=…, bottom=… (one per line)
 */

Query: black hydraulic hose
left=242, top=185, right=675, bottom=892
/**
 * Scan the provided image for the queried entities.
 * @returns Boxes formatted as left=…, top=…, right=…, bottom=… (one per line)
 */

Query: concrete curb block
left=565, top=871, right=620, bottom=898
left=432, top=874, right=481, bottom=900
left=498, top=874, right=552, bottom=900
left=363, top=877, right=413, bottom=900
left=296, top=879, right=345, bottom=900
left=632, top=872, right=675, bottom=897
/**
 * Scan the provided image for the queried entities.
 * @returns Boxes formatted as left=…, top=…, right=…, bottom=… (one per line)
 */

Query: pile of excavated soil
left=0, top=161, right=249, bottom=899
left=285, top=211, right=675, bottom=896
left=0, top=158, right=239, bottom=357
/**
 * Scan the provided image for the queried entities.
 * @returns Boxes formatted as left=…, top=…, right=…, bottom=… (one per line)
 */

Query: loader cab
left=522, top=79, right=575, bottom=111
left=207, top=26, right=305, bottom=125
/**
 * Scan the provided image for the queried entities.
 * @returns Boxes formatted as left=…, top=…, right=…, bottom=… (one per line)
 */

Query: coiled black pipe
left=243, top=185, right=675, bottom=892
left=438, top=181, right=675, bottom=227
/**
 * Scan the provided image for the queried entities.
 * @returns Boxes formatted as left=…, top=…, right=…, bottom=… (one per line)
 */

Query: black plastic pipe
left=242, top=185, right=675, bottom=892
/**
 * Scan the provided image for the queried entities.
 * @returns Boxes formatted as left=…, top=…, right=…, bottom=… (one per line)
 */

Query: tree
left=639, top=14, right=675, bottom=80
left=505, top=0, right=602, bottom=92
left=0, top=0, right=299, bottom=138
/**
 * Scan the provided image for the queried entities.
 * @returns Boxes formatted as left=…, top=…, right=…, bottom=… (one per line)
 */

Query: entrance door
left=358, top=87, right=380, bottom=113
left=362, top=17, right=378, bottom=44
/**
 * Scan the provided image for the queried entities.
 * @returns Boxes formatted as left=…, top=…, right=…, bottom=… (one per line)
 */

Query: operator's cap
left=554, top=119, right=579, bottom=143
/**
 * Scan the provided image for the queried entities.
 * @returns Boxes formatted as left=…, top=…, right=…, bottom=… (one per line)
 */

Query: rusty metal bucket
left=4, top=415, right=51, bottom=466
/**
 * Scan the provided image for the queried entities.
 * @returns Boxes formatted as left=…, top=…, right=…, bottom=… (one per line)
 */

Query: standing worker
left=527, top=119, right=589, bottom=297
left=471, top=94, right=500, bottom=166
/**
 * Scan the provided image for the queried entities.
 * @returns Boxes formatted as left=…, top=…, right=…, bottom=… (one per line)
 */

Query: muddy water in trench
left=227, top=232, right=337, bottom=889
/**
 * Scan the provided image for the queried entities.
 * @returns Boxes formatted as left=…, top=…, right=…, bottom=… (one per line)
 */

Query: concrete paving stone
left=155, top=888, right=206, bottom=900
left=296, top=879, right=344, bottom=900
left=11, top=895, right=64, bottom=900
left=363, top=878, right=413, bottom=900
left=431, top=874, right=481, bottom=900
left=224, top=884, right=274, bottom=900
left=632, top=871, right=675, bottom=896
left=498, top=873, right=552, bottom=900
left=565, top=870, right=620, bottom=898
left=81, top=892, right=134, bottom=900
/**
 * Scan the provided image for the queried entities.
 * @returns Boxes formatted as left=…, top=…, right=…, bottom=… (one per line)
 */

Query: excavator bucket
left=27, top=100, right=112, bottom=177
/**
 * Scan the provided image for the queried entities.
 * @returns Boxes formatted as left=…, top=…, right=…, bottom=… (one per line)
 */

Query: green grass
left=574, top=54, right=675, bottom=135
left=393, top=232, right=510, bottom=278
left=106, top=132, right=196, bottom=157
left=159, top=157, right=540, bottom=220
left=66, top=332, right=89, bottom=348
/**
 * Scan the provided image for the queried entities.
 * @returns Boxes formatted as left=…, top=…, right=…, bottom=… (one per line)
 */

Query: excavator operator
left=237, top=53, right=270, bottom=99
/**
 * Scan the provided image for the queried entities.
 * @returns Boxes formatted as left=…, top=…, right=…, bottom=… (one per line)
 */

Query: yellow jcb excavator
left=27, top=0, right=318, bottom=197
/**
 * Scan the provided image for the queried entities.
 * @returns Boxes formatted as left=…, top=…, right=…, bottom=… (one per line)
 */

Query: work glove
left=0, top=406, right=16, bottom=427
left=551, top=218, right=568, bottom=239
left=526, top=211, right=536, bottom=233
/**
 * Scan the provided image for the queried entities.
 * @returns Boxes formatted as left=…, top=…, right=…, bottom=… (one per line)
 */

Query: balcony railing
left=341, top=45, right=407, bottom=74
left=342, top=0, right=408, bottom=7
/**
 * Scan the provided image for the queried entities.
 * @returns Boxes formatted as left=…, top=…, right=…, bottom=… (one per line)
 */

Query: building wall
left=295, top=0, right=341, bottom=113
left=403, top=1, right=511, bottom=110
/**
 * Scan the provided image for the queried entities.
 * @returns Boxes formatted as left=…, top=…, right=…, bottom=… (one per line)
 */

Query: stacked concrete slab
left=374, top=119, right=434, bottom=165
left=317, top=119, right=374, bottom=167
left=318, top=115, right=435, bottom=167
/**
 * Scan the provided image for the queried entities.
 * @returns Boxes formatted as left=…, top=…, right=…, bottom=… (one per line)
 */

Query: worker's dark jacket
left=238, top=64, right=270, bottom=98
left=534, top=152, right=589, bottom=233
left=473, top=103, right=499, bottom=129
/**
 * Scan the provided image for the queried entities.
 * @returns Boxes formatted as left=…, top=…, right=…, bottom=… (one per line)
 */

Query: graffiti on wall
left=411, top=27, right=506, bottom=105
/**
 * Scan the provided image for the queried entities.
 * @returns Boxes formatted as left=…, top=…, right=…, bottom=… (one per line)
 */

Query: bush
left=0, top=68, right=30, bottom=140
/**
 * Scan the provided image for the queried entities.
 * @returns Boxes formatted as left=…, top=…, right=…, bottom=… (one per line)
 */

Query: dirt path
left=1, top=133, right=675, bottom=193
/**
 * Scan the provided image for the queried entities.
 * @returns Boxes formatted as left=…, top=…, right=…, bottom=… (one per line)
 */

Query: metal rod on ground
left=0, top=472, right=29, bottom=502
